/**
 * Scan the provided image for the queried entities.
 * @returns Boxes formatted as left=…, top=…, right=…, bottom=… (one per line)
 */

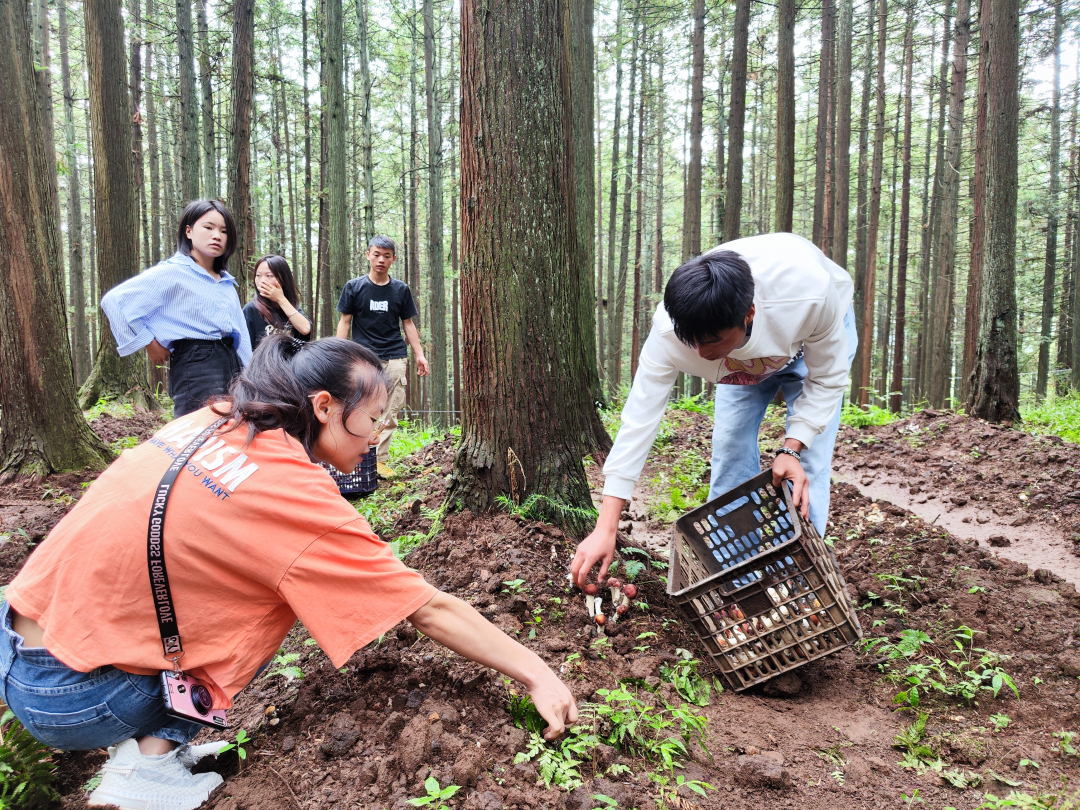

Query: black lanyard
left=147, top=416, right=229, bottom=667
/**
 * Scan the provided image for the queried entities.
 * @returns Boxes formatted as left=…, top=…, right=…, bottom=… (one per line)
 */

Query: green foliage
left=975, top=790, right=1080, bottom=809
left=218, top=729, right=251, bottom=764
left=1054, top=730, right=1078, bottom=758
left=494, top=493, right=598, bottom=536
left=649, top=771, right=715, bottom=809
left=0, top=711, right=60, bottom=809
left=647, top=450, right=710, bottom=523
left=659, top=651, right=715, bottom=707
left=501, top=578, right=527, bottom=595
left=841, top=403, right=901, bottom=428
left=110, top=435, right=141, bottom=454
left=669, top=392, right=712, bottom=414
left=406, top=776, right=461, bottom=808
left=508, top=693, right=548, bottom=737
left=264, top=652, right=304, bottom=682
left=1020, top=393, right=1080, bottom=444
left=83, top=397, right=136, bottom=421
left=621, top=559, right=646, bottom=582
left=892, top=712, right=980, bottom=789
left=387, top=418, right=442, bottom=464
left=990, top=713, right=1011, bottom=732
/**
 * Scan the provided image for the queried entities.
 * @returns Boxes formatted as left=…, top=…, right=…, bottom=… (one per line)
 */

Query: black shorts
left=168, top=339, right=242, bottom=417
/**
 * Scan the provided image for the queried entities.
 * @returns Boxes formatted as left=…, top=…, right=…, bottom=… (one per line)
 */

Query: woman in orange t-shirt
left=0, top=335, right=576, bottom=810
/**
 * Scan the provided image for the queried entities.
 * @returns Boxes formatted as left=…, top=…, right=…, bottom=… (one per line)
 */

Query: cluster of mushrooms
left=580, top=577, right=638, bottom=629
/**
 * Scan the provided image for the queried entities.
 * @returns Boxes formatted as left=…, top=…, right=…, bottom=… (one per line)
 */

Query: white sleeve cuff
left=785, top=422, right=818, bottom=450
left=115, top=325, right=156, bottom=358
left=602, top=475, right=636, bottom=502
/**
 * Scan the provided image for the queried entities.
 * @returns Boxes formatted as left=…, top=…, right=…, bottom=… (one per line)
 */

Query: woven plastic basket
left=667, top=469, right=862, bottom=690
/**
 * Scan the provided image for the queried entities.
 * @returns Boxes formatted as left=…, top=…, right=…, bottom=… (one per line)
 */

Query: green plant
left=587, top=794, right=619, bottom=810
left=621, top=560, right=646, bottom=581
left=892, top=712, right=980, bottom=789
left=669, top=392, right=712, bottom=414
left=841, top=403, right=901, bottom=428
left=975, top=790, right=1080, bottom=809
left=0, top=711, right=59, bottom=809
left=264, top=652, right=304, bottom=682
left=501, top=578, right=527, bottom=595
left=110, top=435, right=141, bottom=454
left=648, top=771, right=714, bottom=810
left=218, top=728, right=251, bottom=770
left=83, top=397, right=136, bottom=420
left=494, top=493, right=599, bottom=536
left=1021, top=392, right=1080, bottom=444
left=1055, top=731, right=1078, bottom=757
left=406, top=776, right=461, bottom=808
left=991, top=713, right=1012, bottom=732
left=659, top=651, right=714, bottom=707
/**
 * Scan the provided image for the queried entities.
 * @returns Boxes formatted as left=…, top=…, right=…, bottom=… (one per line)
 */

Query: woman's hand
left=146, top=339, right=170, bottom=366
left=522, top=667, right=578, bottom=740
left=256, top=277, right=288, bottom=306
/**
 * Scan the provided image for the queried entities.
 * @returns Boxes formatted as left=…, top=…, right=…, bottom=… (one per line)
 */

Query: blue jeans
left=709, top=307, right=858, bottom=536
left=0, top=601, right=203, bottom=749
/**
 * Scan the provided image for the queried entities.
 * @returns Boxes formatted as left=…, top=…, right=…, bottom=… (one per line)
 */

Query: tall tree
left=653, top=43, right=666, bottom=293
left=1035, top=0, right=1063, bottom=400
left=197, top=0, right=215, bottom=198
left=302, top=0, right=314, bottom=314
left=227, top=0, right=254, bottom=297
left=774, top=0, right=796, bottom=232
left=147, top=0, right=161, bottom=265
left=450, top=0, right=611, bottom=526
left=326, top=0, right=347, bottom=331
left=424, top=0, right=447, bottom=426
left=0, top=0, right=112, bottom=477
left=812, top=0, right=835, bottom=248
left=968, top=0, right=1020, bottom=420
left=357, top=0, right=374, bottom=245
left=723, top=0, right=751, bottom=242
left=177, top=0, right=199, bottom=201
left=683, top=0, right=705, bottom=252
left=603, top=1, right=625, bottom=394
left=59, top=0, right=90, bottom=383
left=611, top=9, right=639, bottom=391
left=889, top=2, right=915, bottom=412
left=79, top=0, right=158, bottom=410
left=831, top=0, right=853, bottom=263
left=851, top=0, right=875, bottom=353
left=631, top=35, right=648, bottom=378
left=853, top=0, right=886, bottom=407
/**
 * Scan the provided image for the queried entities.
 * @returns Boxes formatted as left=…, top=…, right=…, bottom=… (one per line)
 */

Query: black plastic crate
left=320, top=447, right=378, bottom=496
left=667, top=469, right=862, bottom=691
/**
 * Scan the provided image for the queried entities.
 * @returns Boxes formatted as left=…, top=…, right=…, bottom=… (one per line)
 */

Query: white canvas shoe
left=176, top=740, right=230, bottom=768
left=87, top=738, right=224, bottom=810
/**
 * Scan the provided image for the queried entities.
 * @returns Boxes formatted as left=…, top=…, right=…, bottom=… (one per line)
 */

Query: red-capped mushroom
left=595, top=614, right=607, bottom=626
left=622, top=583, right=638, bottom=599
left=583, top=582, right=598, bottom=596
left=616, top=604, right=629, bottom=615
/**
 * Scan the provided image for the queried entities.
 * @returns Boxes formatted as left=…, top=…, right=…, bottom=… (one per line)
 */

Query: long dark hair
left=212, top=335, right=390, bottom=458
left=176, top=199, right=238, bottom=273
left=252, top=255, right=301, bottom=327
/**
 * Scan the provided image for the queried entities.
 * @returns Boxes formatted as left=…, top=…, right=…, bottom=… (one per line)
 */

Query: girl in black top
left=243, top=255, right=312, bottom=350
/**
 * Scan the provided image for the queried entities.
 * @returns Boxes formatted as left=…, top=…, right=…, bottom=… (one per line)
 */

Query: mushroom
left=766, top=587, right=781, bottom=606
left=607, top=577, right=623, bottom=607
left=616, top=604, right=629, bottom=616
left=730, top=605, right=745, bottom=620
left=622, top=583, right=638, bottom=600
left=583, top=583, right=598, bottom=617
left=808, top=613, right=821, bottom=628
left=595, top=613, right=606, bottom=627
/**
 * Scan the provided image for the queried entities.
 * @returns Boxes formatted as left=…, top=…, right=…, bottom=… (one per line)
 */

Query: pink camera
left=161, top=671, right=228, bottom=729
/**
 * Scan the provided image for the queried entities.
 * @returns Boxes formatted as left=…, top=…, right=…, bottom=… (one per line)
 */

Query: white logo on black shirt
left=370, top=300, right=389, bottom=312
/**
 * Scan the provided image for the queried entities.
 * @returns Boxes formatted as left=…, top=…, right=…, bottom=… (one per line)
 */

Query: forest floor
left=2, top=404, right=1080, bottom=810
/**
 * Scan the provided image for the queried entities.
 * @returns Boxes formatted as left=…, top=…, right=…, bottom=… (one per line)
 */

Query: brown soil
left=3, top=408, right=1080, bottom=810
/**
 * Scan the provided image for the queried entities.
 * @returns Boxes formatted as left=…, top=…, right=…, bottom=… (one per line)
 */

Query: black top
left=242, top=300, right=311, bottom=351
left=336, top=276, right=418, bottom=360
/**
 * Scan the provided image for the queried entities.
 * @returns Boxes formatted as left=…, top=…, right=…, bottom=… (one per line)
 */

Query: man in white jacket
left=571, top=232, right=857, bottom=587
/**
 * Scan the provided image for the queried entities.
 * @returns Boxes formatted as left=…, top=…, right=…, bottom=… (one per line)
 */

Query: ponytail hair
left=212, top=335, right=390, bottom=457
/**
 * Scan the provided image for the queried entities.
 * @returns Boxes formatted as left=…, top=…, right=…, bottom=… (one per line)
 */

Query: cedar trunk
left=0, top=0, right=112, bottom=477
left=326, top=0, right=348, bottom=324
left=774, top=0, right=796, bottom=233
left=684, top=0, right=705, bottom=253
left=723, top=0, right=750, bottom=243
left=890, top=5, right=915, bottom=412
left=177, top=0, right=198, bottom=202
left=831, top=0, right=852, bottom=264
left=227, top=0, right=254, bottom=298
left=450, top=0, right=611, bottom=529
left=424, top=0, right=448, bottom=425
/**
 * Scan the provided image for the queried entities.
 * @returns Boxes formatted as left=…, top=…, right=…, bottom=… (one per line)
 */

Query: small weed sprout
left=406, top=776, right=461, bottom=809
left=501, top=579, right=527, bottom=595
left=990, top=713, right=1011, bottom=732
left=218, top=728, right=251, bottom=769
left=1054, top=731, right=1078, bottom=758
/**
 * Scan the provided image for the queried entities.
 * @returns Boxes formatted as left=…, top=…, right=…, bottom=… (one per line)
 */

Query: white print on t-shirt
left=154, top=419, right=260, bottom=495
left=369, top=299, right=389, bottom=312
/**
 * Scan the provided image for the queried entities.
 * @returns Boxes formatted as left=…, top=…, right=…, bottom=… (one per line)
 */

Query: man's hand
left=416, top=355, right=431, bottom=376
left=146, top=339, right=170, bottom=366
left=570, top=495, right=625, bottom=588
left=771, top=439, right=809, bottom=521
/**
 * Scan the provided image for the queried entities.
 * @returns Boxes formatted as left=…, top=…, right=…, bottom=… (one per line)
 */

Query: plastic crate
left=667, top=469, right=862, bottom=691
left=320, top=447, right=378, bottom=496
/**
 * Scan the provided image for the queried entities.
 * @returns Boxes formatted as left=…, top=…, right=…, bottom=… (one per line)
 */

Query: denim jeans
left=708, top=306, right=858, bottom=536
left=0, top=601, right=203, bottom=750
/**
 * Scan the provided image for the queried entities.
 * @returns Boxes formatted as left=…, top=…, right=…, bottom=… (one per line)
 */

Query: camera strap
left=147, top=416, right=229, bottom=668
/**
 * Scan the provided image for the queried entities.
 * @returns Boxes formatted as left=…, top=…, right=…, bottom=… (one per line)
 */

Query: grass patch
left=495, top=493, right=597, bottom=537
left=841, top=403, right=901, bottom=428
left=388, top=417, right=443, bottom=464
left=1021, top=392, right=1080, bottom=443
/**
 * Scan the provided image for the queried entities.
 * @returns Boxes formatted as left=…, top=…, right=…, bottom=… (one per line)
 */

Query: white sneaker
left=88, top=738, right=224, bottom=810
left=176, top=740, right=230, bottom=768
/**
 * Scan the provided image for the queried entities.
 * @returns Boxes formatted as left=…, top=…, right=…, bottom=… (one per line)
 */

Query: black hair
left=212, top=335, right=391, bottom=459
left=252, top=254, right=301, bottom=327
left=176, top=199, right=238, bottom=273
left=368, top=235, right=397, bottom=255
left=663, top=250, right=755, bottom=346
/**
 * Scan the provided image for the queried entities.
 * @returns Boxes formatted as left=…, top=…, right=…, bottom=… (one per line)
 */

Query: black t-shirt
left=336, top=276, right=418, bottom=360
left=242, top=300, right=311, bottom=351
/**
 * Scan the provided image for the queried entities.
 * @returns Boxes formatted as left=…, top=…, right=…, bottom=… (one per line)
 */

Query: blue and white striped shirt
left=100, top=252, right=253, bottom=366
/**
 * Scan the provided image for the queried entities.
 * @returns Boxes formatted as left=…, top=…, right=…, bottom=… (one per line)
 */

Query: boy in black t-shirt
left=336, top=236, right=430, bottom=477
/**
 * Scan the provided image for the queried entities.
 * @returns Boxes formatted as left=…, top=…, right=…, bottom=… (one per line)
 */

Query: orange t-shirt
left=6, top=407, right=436, bottom=708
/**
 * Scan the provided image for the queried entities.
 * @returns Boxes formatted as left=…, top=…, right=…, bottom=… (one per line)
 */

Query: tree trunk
left=78, top=0, right=158, bottom=411
left=128, top=0, right=143, bottom=269
left=450, top=27, right=460, bottom=419
left=407, top=5, right=420, bottom=412
left=326, top=0, right=347, bottom=334
left=177, top=0, right=198, bottom=202
left=890, top=4, right=915, bottom=412
left=929, top=0, right=970, bottom=408
left=654, top=44, right=666, bottom=294
left=723, top=0, right=750, bottom=243
left=854, top=0, right=886, bottom=407
left=1035, top=0, right=1062, bottom=400
left=0, top=0, right=112, bottom=478
left=631, top=35, right=647, bottom=379
left=423, top=0, right=447, bottom=426
left=302, top=0, right=314, bottom=315
left=603, top=1, right=624, bottom=395
left=197, top=0, right=215, bottom=198
left=357, top=0, right=374, bottom=245
left=147, top=0, right=161, bottom=265
left=450, top=0, right=611, bottom=529
left=684, top=0, right=705, bottom=253
left=968, top=0, right=1020, bottom=421
left=774, top=0, right=796, bottom=233
left=878, top=101, right=901, bottom=401
left=59, top=0, right=90, bottom=384
left=612, top=10, right=639, bottom=391
left=831, top=0, right=852, bottom=264
left=1058, top=53, right=1079, bottom=389
left=849, top=0, right=874, bottom=401
left=275, top=28, right=298, bottom=278
left=812, top=0, right=834, bottom=249
left=227, top=0, right=254, bottom=299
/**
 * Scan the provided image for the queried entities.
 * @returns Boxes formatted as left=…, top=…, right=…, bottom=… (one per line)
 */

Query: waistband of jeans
left=172, top=338, right=234, bottom=352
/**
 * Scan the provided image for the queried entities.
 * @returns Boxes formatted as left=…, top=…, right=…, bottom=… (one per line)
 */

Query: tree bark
left=450, top=0, right=611, bottom=529
left=890, top=3, right=915, bottom=412
left=854, top=0, right=886, bottom=407
left=1058, top=52, right=1079, bottom=388
left=326, top=0, right=347, bottom=334
left=357, top=0, right=374, bottom=245
left=227, top=0, right=254, bottom=299
left=177, top=0, right=199, bottom=202
left=812, top=0, right=835, bottom=249
left=302, top=0, right=314, bottom=315
left=407, top=5, right=420, bottom=411
left=1035, top=0, right=1062, bottom=400
left=774, top=0, right=796, bottom=233
left=197, top=0, right=215, bottom=198
left=424, top=0, right=447, bottom=426
left=723, top=0, right=750, bottom=243
left=631, top=35, right=647, bottom=378
left=128, top=0, right=143, bottom=269
left=0, top=0, right=112, bottom=478
left=968, top=0, right=1020, bottom=421
left=147, top=0, right=161, bottom=265
left=78, top=0, right=158, bottom=410
left=612, top=10, right=639, bottom=391
left=654, top=44, right=666, bottom=294
left=831, top=0, right=852, bottom=263
left=849, top=0, right=874, bottom=401
left=603, top=2, right=625, bottom=395
left=684, top=0, right=705, bottom=252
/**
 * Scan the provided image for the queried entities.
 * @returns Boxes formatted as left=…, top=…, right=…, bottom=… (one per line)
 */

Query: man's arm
left=402, top=318, right=430, bottom=376
left=336, top=313, right=352, bottom=339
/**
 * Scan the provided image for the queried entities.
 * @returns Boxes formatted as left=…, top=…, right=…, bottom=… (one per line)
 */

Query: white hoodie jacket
left=602, top=232, right=855, bottom=501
